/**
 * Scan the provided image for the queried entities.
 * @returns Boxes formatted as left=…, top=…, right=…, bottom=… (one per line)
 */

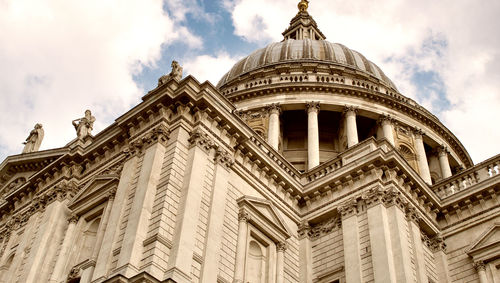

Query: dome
left=217, top=39, right=397, bottom=91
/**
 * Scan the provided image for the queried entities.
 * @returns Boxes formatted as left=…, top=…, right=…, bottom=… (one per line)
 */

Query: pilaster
left=116, top=127, right=169, bottom=278
left=49, top=214, right=79, bottom=282
left=165, top=129, right=212, bottom=282
left=234, top=210, right=250, bottom=283
left=365, top=189, right=397, bottom=283
left=339, top=199, right=363, bottom=283
left=92, top=155, right=139, bottom=280
left=199, top=148, right=234, bottom=283
left=473, top=261, right=488, bottom=283
left=298, top=221, right=313, bottom=283
left=406, top=208, right=429, bottom=283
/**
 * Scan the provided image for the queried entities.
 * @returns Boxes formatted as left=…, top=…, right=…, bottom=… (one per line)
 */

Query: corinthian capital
left=305, top=101, right=320, bottom=114
left=267, top=103, right=281, bottom=115
left=343, top=105, right=358, bottom=116
left=338, top=199, right=358, bottom=219
left=238, top=210, right=250, bottom=223
left=188, top=129, right=215, bottom=152
left=473, top=260, right=485, bottom=271
left=297, top=221, right=311, bottom=240
left=378, top=114, right=394, bottom=125
left=214, top=149, right=234, bottom=169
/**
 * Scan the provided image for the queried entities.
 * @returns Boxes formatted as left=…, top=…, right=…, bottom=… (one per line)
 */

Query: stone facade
left=1, top=2, right=499, bottom=283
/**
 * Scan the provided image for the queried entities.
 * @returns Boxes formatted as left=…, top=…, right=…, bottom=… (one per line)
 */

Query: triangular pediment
left=69, top=175, right=118, bottom=214
left=237, top=196, right=291, bottom=241
left=467, top=222, right=500, bottom=261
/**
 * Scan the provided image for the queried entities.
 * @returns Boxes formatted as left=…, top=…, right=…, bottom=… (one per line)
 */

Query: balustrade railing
left=433, top=154, right=500, bottom=198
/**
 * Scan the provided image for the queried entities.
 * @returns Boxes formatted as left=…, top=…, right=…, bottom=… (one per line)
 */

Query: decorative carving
left=338, top=199, right=358, bottom=218
left=412, top=127, right=425, bottom=138
left=67, top=266, right=81, bottom=282
left=107, top=188, right=117, bottom=200
left=238, top=210, right=249, bottom=223
left=277, top=241, right=287, bottom=252
left=343, top=105, right=358, bottom=116
left=267, top=103, right=281, bottom=115
left=473, top=260, right=485, bottom=271
left=438, top=145, right=449, bottom=157
left=188, top=129, right=215, bottom=152
left=158, top=60, right=183, bottom=86
left=309, top=216, right=341, bottom=239
left=381, top=188, right=406, bottom=210
left=378, top=114, right=394, bottom=125
left=68, top=214, right=79, bottom=224
left=101, top=162, right=124, bottom=176
left=214, top=149, right=234, bottom=169
left=297, top=221, right=311, bottom=240
left=429, top=235, right=446, bottom=252
left=126, top=125, right=170, bottom=156
left=305, top=101, right=320, bottom=114
left=405, top=207, right=421, bottom=223
left=22, top=123, right=44, bottom=153
left=72, top=110, right=96, bottom=140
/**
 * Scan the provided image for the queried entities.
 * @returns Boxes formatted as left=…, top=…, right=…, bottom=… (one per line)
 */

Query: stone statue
left=22, top=123, right=44, bottom=153
left=72, top=110, right=96, bottom=140
left=158, top=60, right=183, bottom=86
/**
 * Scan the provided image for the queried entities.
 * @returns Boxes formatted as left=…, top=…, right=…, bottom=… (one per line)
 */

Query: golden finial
left=298, top=0, right=309, bottom=12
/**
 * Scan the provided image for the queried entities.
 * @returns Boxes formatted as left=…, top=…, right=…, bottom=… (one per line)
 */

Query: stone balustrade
left=433, top=154, right=500, bottom=198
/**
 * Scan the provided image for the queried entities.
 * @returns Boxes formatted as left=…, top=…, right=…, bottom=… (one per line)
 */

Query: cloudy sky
left=1, top=0, right=499, bottom=164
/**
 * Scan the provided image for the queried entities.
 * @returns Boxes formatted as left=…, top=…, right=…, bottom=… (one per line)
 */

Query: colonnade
left=264, top=102, right=453, bottom=183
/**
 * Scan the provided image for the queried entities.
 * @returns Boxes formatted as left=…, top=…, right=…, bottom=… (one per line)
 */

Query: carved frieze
left=309, top=216, right=341, bottom=240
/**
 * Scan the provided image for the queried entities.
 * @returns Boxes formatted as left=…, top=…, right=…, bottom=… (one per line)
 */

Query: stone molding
left=306, top=101, right=320, bottom=113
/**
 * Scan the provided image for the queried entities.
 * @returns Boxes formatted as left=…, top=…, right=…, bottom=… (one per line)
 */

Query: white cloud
left=224, top=0, right=500, bottom=163
left=183, top=52, right=240, bottom=85
left=0, top=0, right=201, bottom=160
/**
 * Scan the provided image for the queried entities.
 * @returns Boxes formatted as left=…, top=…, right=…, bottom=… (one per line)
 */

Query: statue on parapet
left=158, top=60, right=183, bottom=86
left=22, top=123, right=44, bottom=153
left=72, top=110, right=96, bottom=140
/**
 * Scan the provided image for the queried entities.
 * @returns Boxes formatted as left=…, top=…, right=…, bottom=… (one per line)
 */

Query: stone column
left=81, top=191, right=115, bottom=283
left=379, top=115, right=395, bottom=146
left=344, top=106, right=359, bottom=148
left=406, top=208, right=428, bottom=283
left=438, top=146, right=452, bottom=178
left=306, top=102, right=320, bottom=170
left=298, top=222, right=313, bottom=283
left=199, top=149, right=233, bottom=283
left=276, top=242, right=286, bottom=283
left=49, top=214, right=79, bottom=282
left=339, top=200, right=363, bottom=283
left=234, top=210, right=249, bottom=283
left=267, top=103, right=281, bottom=150
left=366, top=192, right=397, bottom=283
left=474, top=261, right=489, bottom=283
left=413, top=129, right=432, bottom=184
